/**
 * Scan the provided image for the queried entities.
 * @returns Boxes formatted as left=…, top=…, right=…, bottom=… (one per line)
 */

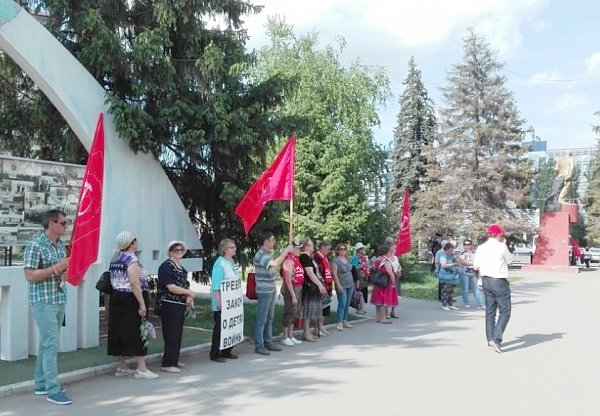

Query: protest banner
left=220, top=278, right=244, bottom=350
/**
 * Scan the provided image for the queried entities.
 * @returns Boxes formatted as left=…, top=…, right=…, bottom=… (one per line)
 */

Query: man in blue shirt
left=23, top=210, right=71, bottom=406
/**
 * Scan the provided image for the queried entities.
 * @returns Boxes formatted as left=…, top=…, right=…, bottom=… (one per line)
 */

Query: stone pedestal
left=523, top=203, right=579, bottom=273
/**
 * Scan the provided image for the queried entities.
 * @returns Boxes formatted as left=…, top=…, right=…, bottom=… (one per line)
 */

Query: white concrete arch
left=0, top=1, right=202, bottom=360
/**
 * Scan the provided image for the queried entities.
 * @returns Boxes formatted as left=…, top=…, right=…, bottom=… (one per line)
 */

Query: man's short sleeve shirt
left=23, top=232, right=67, bottom=305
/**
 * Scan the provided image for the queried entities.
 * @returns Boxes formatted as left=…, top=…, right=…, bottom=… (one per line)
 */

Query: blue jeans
left=459, top=271, right=484, bottom=306
left=31, top=302, right=65, bottom=395
left=255, top=291, right=276, bottom=350
left=336, top=287, right=354, bottom=323
left=482, top=277, right=511, bottom=344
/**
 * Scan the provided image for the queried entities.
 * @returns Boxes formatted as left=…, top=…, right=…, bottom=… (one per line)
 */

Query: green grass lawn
left=401, top=263, right=523, bottom=300
left=0, top=297, right=354, bottom=387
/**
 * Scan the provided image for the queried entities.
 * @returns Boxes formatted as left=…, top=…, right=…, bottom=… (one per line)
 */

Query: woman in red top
left=370, top=244, right=398, bottom=324
left=280, top=242, right=304, bottom=347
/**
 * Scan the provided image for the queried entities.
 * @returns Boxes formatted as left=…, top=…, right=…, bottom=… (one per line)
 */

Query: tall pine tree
left=415, top=29, right=531, bottom=238
left=390, top=57, right=436, bottom=220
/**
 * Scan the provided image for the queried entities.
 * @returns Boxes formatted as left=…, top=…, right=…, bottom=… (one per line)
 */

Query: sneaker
left=441, top=305, right=450, bottom=311
left=488, top=340, right=503, bottom=354
left=115, top=367, right=136, bottom=377
left=177, top=362, right=186, bottom=368
left=160, top=366, right=182, bottom=373
left=448, top=305, right=459, bottom=310
left=464, top=304, right=471, bottom=309
left=319, top=329, right=328, bottom=337
left=342, top=322, right=353, bottom=328
left=336, top=323, right=344, bottom=331
left=266, top=344, right=282, bottom=352
left=321, top=327, right=330, bottom=335
left=290, top=337, right=302, bottom=345
left=46, top=391, right=72, bottom=405
left=255, top=347, right=271, bottom=356
left=210, top=356, right=227, bottom=363
left=134, top=369, right=159, bottom=379
left=478, top=305, right=486, bottom=309
left=280, top=337, right=295, bottom=347
left=222, top=353, right=239, bottom=359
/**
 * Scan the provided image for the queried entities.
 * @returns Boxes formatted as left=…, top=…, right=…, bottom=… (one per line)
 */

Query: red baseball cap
left=487, top=224, right=505, bottom=236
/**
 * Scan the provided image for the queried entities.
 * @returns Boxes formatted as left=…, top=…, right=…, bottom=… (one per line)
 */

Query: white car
left=589, top=248, right=600, bottom=263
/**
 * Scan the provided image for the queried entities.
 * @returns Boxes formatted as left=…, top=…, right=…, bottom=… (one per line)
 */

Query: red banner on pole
left=235, top=136, right=295, bottom=235
left=395, top=187, right=411, bottom=256
left=67, top=113, right=104, bottom=286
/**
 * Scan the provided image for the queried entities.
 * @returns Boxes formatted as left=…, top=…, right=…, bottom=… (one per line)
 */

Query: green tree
left=251, top=18, right=392, bottom=245
left=415, top=29, right=532, bottom=238
left=584, top=112, right=600, bottom=245
left=389, top=57, right=437, bottom=217
left=0, top=1, right=292, bottom=258
left=530, top=157, right=555, bottom=209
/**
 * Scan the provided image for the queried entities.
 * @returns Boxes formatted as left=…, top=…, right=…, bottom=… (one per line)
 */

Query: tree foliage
left=415, top=29, right=532, bottom=238
left=584, top=112, right=600, bottom=245
left=251, top=18, right=392, bottom=245
left=1, top=0, right=294, bottom=257
left=389, top=57, right=436, bottom=217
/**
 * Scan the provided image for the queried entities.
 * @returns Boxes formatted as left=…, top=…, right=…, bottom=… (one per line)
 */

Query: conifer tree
left=390, top=57, right=437, bottom=220
left=415, top=29, right=531, bottom=237
left=584, top=112, right=600, bottom=244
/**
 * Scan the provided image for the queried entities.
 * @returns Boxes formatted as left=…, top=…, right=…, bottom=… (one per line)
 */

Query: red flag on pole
left=235, top=136, right=295, bottom=235
left=67, top=113, right=105, bottom=286
left=395, top=187, right=411, bottom=256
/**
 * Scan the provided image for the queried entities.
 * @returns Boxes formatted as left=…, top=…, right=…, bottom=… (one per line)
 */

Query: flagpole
left=289, top=198, right=294, bottom=244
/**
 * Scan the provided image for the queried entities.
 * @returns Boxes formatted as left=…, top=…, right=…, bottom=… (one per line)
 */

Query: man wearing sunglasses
left=23, top=209, right=72, bottom=405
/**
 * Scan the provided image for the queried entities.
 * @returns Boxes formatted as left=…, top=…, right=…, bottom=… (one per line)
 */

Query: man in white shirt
left=473, top=224, right=513, bottom=353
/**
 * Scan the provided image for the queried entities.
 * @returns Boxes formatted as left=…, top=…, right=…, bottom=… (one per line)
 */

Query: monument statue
left=543, top=152, right=575, bottom=212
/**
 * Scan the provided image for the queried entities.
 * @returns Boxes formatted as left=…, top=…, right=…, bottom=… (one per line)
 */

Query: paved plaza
left=0, top=270, right=597, bottom=415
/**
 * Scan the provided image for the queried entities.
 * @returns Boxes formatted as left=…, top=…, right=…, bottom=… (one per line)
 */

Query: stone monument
left=528, top=152, right=579, bottom=273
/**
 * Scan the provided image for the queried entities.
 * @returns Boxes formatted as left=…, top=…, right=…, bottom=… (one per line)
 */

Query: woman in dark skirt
left=299, top=238, right=327, bottom=342
left=108, top=231, right=158, bottom=379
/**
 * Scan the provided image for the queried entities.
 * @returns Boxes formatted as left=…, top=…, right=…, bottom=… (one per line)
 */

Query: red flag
left=395, top=188, right=411, bottom=256
left=67, top=113, right=105, bottom=286
left=235, top=136, right=295, bottom=235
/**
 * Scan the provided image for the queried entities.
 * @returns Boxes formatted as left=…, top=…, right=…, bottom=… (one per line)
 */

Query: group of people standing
left=23, top=208, right=513, bottom=408
left=431, top=224, right=515, bottom=353
left=250, top=231, right=403, bottom=356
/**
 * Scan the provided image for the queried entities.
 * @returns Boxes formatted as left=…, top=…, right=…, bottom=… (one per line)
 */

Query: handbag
left=246, top=272, right=257, bottom=300
left=95, top=271, right=112, bottom=294
left=370, top=269, right=390, bottom=288
left=350, top=290, right=363, bottom=309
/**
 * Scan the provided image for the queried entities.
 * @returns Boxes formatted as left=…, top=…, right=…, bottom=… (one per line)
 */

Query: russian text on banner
left=220, top=278, right=244, bottom=350
left=67, top=113, right=104, bottom=286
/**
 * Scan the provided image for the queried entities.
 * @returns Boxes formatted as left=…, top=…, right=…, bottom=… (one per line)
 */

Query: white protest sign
left=220, top=278, right=244, bottom=350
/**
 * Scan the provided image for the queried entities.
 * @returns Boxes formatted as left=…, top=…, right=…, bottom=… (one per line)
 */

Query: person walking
left=473, top=224, right=514, bottom=353
left=210, top=238, right=241, bottom=362
left=279, top=241, right=304, bottom=347
left=108, top=231, right=158, bottom=379
left=330, top=243, right=355, bottom=331
left=253, top=231, right=291, bottom=355
left=438, top=242, right=459, bottom=311
left=23, top=209, right=72, bottom=405
left=157, top=241, right=196, bottom=372
left=457, top=239, right=484, bottom=309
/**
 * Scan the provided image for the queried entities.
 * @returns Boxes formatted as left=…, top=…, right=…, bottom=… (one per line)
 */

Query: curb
left=0, top=316, right=370, bottom=398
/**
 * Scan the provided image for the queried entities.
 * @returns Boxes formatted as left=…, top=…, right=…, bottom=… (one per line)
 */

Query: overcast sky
left=243, top=0, right=600, bottom=151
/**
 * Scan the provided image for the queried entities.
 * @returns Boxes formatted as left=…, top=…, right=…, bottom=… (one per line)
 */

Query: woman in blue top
left=157, top=240, right=196, bottom=373
left=210, top=238, right=241, bottom=363
left=438, top=242, right=460, bottom=311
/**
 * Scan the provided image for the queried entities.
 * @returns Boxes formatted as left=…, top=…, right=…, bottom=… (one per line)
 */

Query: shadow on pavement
left=502, top=332, right=565, bottom=352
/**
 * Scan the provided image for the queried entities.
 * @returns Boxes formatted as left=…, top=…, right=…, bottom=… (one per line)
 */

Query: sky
left=242, top=0, right=600, bottom=151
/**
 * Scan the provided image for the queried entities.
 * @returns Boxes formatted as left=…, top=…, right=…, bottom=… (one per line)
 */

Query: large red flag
left=395, top=188, right=411, bottom=256
left=67, top=113, right=105, bottom=286
left=235, top=136, right=295, bottom=235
